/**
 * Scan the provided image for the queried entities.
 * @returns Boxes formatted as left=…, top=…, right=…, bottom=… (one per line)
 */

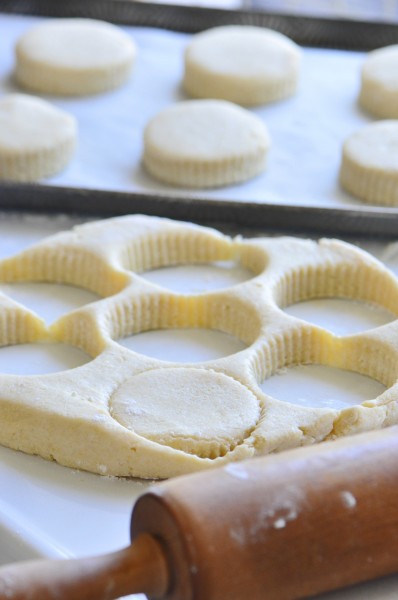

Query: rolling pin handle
left=0, top=532, right=169, bottom=600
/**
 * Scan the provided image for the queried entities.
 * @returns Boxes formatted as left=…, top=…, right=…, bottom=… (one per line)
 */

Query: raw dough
left=110, top=368, right=261, bottom=458
left=359, top=45, right=398, bottom=118
left=183, top=25, right=301, bottom=106
left=0, top=93, right=77, bottom=182
left=340, top=120, right=398, bottom=206
left=143, top=99, right=270, bottom=188
left=15, top=18, right=136, bottom=96
left=0, top=215, right=397, bottom=478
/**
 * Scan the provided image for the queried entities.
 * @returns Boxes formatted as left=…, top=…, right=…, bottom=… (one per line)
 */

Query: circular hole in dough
left=118, top=328, right=247, bottom=363
left=359, top=45, right=398, bottom=118
left=259, top=364, right=386, bottom=410
left=183, top=25, right=301, bottom=106
left=15, top=18, right=136, bottom=96
left=109, top=367, right=260, bottom=458
left=285, top=298, right=394, bottom=335
left=0, top=283, right=100, bottom=325
left=0, top=94, right=77, bottom=182
left=340, top=120, right=398, bottom=206
left=143, top=99, right=270, bottom=188
left=141, top=261, right=254, bottom=293
left=0, top=342, right=90, bottom=375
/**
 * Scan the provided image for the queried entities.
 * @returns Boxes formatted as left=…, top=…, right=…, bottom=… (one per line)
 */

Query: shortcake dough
left=0, top=214, right=397, bottom=478
left=15, top=18, right=136, bottom=96
left=359, top=45, right=398, bottom=118
left=0, top=94, right=77, bottom=182
left=183, top=25, right=301, bottom=106
left=143, top=99, right=270, bottom=188
left=340, top=120, right=398, bottom=206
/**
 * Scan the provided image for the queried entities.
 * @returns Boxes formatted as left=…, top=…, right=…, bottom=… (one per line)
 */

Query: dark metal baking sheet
left=3, top=0, right=398, bottom=50
left=1, top=181, right=397, bottom=240
left=1, top=0, right=398, bottom=238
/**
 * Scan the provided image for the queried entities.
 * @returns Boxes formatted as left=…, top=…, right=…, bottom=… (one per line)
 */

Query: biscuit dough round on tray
left=359, top=45, right=398, bottom=118
left=0, top=94, right=77, bottom=182
left=183, top=25, right=301, bottom=106
left=340, top=120, right=398, bottom=206
left=15, top=18, right=136, bottom=96
left=143, top=99, right=270, bottom=188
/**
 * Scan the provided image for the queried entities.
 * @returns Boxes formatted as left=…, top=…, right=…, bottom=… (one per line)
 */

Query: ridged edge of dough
left=15, top=56, right=133, bottom=96
left=340, top=152, right=398, bottom=207
left=359, top=79, right=398, bottom=119
left=0, top=136, right=76, bottom=182
left=143, top=150, right=268, bottom=188
left=183, top=65, right=299, bottom=106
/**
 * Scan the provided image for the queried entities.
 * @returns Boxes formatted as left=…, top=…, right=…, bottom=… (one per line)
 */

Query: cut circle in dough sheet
left=183, top=25, right=301, bottom=106
left=110, top=368, right=261, bottom=459
left=15, top=18, right=136, bottom=96
left=359, top=45, right=398, bottom=118
left=339, top=120, right=398, bottom=206
left=143, top=99, right=270, bottom=188
left=0, top=94, right=77, bottom=182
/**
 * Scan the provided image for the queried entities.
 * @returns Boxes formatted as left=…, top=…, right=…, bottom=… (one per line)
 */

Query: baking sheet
left=1, top=6, right=398, bottom=237
left=0, top=12, right=369, bottom=207
left=0, top=211, right=398, bottom=599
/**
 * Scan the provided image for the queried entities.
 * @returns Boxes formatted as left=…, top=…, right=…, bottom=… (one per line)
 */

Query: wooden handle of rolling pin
left=2, top=426, right=398, bottom=600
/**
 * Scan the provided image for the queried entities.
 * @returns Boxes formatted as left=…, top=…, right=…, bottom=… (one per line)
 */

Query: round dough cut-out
left=183, top=25, right=301, bottom=106
left=15, top=18, right=136, bottom=96
left=340, top=120, right=398, bottom=206
left=143, top=99, right=270, bottom=188
left=359, top=45, right=398, bottom=118
left=110, top=368, right=260, bottom=458
left=0, top=94, right=77, bottom=182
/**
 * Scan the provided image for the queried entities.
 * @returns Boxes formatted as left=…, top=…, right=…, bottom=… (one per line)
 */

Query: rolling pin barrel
left=131, top=426, right=398, bottom=600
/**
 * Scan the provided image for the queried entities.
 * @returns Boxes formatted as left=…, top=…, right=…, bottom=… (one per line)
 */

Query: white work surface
left=0, top=12, right=374, bottom=209
left=0, top=212, right=398, bottom=600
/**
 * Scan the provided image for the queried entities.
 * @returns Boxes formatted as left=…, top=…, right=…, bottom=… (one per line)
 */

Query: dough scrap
left=340, top=120, right=398, bottom=206
left=0, top=215, right=397, bottom=478
left=143, top=99, right=270, bottom=188
left=183, top=25, right=301, bottom=106
left=0, top=93, right=77, bottom=182
left=15, top=18, right=136, bottom=96
left=359, top=45, right=398, bottom=118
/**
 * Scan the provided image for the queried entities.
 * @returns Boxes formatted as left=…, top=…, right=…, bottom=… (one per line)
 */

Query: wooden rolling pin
left=2, top=425, right=398, bottom=600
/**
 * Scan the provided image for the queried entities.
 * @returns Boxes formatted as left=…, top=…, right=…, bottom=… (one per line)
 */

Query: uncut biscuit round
left=143, top=99, right=270, bottom=188
left=359, top=45, right=398, bottom=118
left=0, top=94, right=77, bottom=182
left=15, top=18, right=136, bottom=96
left=340, top=120, right=398, bottom=206
left=110, top=368, right=260, bottom=459
left=183, top=25, right=301, bottom=106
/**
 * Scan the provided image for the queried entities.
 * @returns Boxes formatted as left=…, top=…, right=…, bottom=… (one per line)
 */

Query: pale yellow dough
left=110, top=368, right=260, bottom=458
left=340, top=120, right=398, bottom=206
left=15, top=18, right=136, bottom=96
left=0, top=215, right=397, bottom=478
left=143, top=99, right=270, bottom=188
left=0, top=94, right=77, bottom=182
left=183, top=25, right=301, bottom=106
left=359, top=45, right=398, bottom=118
